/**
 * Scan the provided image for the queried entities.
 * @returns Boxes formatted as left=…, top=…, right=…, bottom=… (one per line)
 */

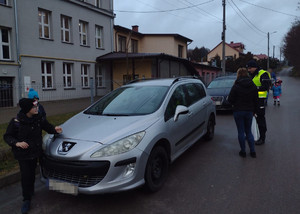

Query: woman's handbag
left=251, top=116, right=260, bottom=141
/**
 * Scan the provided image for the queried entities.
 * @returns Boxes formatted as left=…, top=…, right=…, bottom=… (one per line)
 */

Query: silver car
left=41, top=77, right=216, bottom=195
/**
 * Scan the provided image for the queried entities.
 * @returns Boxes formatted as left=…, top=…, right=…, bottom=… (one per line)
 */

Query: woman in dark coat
left=3, top=98, right=62, bottom=214
left=228, top=68, right=259, bottom=158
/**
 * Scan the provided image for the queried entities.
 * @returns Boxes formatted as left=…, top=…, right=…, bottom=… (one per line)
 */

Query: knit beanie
left=19, top=98, right=36, bottom=114
left=28, top=88, right=39, bottom=99
left=246, top=60, right=258, bottom=68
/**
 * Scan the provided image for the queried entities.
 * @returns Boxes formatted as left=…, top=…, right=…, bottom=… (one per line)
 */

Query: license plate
left=48, top=179, right=78, bottom=195
left=215, top=101, right=221, bottom=105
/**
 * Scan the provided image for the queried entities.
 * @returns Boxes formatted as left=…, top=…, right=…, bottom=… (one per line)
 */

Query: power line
left=229, top=0, right=266, bottom=35
left=115, top=0, right=214, bottom=13
left=240, top=0, right=300, bottom=18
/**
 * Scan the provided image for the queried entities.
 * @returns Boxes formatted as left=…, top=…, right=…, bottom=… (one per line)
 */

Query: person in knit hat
left=3, top=98, right=62, bottom=214
left=27, top=88, right=46, bottom=118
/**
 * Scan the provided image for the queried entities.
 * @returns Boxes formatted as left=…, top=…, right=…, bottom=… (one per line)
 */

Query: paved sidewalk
left=0, top=97, right=96, bottom=124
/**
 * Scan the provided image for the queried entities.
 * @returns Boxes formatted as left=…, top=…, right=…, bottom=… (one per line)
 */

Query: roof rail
left=126, top=78, right=154, bottom=84
left=172, top=75, right=201, bottom=85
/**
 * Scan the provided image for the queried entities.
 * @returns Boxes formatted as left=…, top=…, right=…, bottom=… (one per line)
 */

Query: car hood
left=207, top=87, right=231, bottom=96
left=59, top=112, right=159, bottom=144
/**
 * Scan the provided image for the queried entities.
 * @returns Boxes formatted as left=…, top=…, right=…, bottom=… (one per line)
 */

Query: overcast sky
left=113, top=0, right=300, bottom=60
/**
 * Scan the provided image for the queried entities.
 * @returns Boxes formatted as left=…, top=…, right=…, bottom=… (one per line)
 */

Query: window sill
left=62, top=41, right=74, bottom=45
left=39, top=37, right=54, bottom=41
left=80, top=45, right=90, bottom=48
left=82, top=87, right=90, bottom=90
left=64, top=87, right=76, bottom=90
left=42, top=88, right=56, bottom=91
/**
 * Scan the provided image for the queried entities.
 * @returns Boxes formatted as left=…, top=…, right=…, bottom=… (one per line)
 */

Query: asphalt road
left=1, top=67, right=300, bottom=214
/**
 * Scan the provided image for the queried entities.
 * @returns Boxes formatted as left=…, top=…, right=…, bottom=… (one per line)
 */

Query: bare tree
left=282, top=20, right=300, bottom=73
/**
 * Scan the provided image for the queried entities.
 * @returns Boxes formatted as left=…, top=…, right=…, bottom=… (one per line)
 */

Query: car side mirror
left=174, top=105, right=189, bottom=121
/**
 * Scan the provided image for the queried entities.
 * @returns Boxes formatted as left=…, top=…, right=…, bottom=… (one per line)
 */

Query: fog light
left=123, top=163, right=136, bottom=177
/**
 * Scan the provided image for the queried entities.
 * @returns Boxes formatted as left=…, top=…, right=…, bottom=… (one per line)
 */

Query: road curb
left=0, top=169, right=21, bottom=189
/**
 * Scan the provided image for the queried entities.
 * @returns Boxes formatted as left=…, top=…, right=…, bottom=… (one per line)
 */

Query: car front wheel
left=144, top=146, right=169, bottom=192
left=203, top=115, right=215, bottom=141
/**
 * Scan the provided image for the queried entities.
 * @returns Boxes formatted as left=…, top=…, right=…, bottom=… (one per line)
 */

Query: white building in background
left=0, top=0, right=114, bottom=107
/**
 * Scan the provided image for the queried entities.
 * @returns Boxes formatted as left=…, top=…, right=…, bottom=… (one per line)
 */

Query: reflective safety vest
left=252, top=69, right=269, bottom=98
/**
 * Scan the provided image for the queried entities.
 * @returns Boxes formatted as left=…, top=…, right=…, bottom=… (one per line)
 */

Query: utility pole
left=267, top=32, right=270, bottom=70
left=222, top=0, right=226, bottom=75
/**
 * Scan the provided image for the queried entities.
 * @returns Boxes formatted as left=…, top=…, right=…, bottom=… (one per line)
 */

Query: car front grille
left=43, top=168, right=104, bottom=187
left=41, top=156, right=110, bottom=188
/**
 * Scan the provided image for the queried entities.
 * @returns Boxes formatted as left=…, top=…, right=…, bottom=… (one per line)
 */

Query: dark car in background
left=207, top=75, right=236, bottom=111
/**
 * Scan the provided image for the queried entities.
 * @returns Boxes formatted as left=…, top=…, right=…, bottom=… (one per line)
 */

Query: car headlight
left=42, top=134, right=54, bottom=151
left=91, top=131, right=145, bottom=158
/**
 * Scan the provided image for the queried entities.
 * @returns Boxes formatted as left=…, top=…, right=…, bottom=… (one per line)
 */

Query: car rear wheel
left=144, top=146, right=169, bottom=192
left=203, top=115, right=215, bottom=141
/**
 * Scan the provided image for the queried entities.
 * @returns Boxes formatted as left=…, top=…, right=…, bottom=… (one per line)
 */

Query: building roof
left=254, top=54, right=268, bottom=60
left=114, top=25, right=192, bottom=43
left=208, top=41, right=245, bottom=55
left=96, top=52, right=198, bottom=75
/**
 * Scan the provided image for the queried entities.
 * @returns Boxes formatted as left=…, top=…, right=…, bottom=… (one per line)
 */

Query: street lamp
left=267, top=31, right=277, bottom=70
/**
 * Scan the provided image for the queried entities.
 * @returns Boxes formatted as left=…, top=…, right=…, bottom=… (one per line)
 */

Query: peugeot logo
left=58, top=141, right=76, bottom=154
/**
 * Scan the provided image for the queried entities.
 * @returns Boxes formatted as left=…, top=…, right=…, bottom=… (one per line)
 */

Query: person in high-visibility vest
left=247, top=60, right=271, bottom=145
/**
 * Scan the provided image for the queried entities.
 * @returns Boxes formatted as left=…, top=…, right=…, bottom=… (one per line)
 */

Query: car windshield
left=207, top=78, right=235, bottom=88
left=84, top=86, right=169, bottom=116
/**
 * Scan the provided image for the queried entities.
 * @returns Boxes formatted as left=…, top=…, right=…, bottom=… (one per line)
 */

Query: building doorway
left=0, top=77, right=13, bottom=107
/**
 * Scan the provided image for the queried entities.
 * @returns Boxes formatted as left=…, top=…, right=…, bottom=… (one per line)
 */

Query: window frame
left=95, top=0, right=101, bottom=8
left=63, top=63, right=73, bottom=88
left=61, top=15, right=72, bottom=43
left=0, top=0, right=9, bottom=6
left=96, top=65, right=104, bottom=88
left=118, top=35, right=126, bottom=52
left=0, top=28, right=11, bottom=60
left=38, top=9, right=51, bottom=39
left=95, top=25, right=103, bottom=49
left=79, top=20, right=88, bottom=46
left=41, top=61, right=54, bottom=89
left=81, top=64, right=90, bottom=88
left=178, top=45, right=183, bottom=58
left=131, top=39, right=138, bottom=53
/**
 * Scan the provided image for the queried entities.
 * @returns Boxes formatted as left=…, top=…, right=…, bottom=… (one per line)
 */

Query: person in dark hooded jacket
left=3, top=98, right=62, bottom=214
left=228, top=68, right=259, bottom=158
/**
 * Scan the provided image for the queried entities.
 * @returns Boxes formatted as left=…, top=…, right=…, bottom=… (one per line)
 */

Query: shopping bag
left=251, top=116, right=260, bottom=141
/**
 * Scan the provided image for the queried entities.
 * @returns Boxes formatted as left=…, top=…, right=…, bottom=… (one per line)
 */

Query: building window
left=95, top=0, right=101, bottom=8
left=131, top=39, right=138, bottom=53
left=41, top=61, right=54, bottom=89
left=118, top=35, right=126, bottom=52
left=61, top=15, right=71, bottom=43
left=0, top=0, right=9, bottom=6
left=81, top=64, right=90, bottom=88
left=96, top=65, right=104, bottom=87
left=63, top=63, right=73, bottom=88
left=0, top=28, right=11, bottom=60
left=95, top=25, right=103, bottom=48
left=79, top=21, right=88, bottom=46
left=38, top=9, right=51, bottom=39
left=178, top=45, right=183, bottom=58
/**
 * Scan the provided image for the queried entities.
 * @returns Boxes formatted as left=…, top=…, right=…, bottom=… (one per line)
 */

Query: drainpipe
left=13, top=0, right=22, bottom=100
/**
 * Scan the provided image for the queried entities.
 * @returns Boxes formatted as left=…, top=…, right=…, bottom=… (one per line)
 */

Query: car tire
left=203, top=115, right=215, bottom=141
left=144, top=146, right=169, bottom=192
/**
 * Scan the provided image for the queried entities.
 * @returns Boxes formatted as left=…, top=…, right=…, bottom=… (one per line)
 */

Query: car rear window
left=207, top=78, right=235, bottom=88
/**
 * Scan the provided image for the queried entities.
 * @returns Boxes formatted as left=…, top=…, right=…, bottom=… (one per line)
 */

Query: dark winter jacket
left=3, top=111, right=57, bottom=160
left=228, top=76, right=259, bottom=112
